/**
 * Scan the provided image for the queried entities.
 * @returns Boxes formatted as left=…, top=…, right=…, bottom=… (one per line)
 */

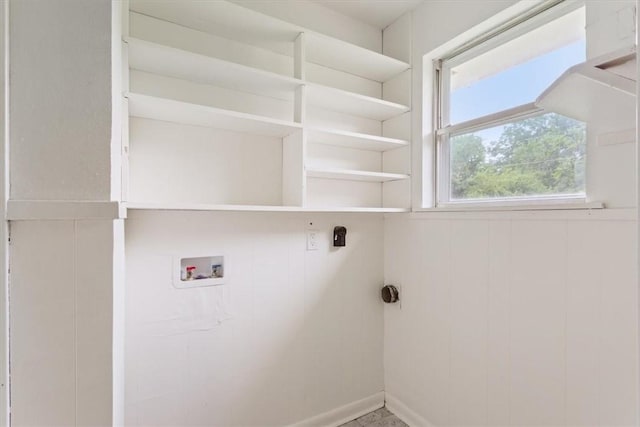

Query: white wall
left=125, top=210, right=385, bottom=426
left=586, top=0, right=638, bottom=207
left=9, top=0, right=113, bottom=201
left=384, top=1, right=639, bottom=425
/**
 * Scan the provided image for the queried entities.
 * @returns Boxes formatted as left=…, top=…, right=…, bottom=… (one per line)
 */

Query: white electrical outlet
left=307, top=230, right=319, bottom=251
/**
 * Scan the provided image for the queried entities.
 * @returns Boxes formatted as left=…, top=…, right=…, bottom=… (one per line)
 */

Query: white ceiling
left=311, top=0, right=424, bottom=29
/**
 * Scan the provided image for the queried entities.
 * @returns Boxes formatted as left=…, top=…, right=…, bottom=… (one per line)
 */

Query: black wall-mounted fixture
left=333, top=226, right=347, bottom=247
left=381, top=285, right=399, bottom=303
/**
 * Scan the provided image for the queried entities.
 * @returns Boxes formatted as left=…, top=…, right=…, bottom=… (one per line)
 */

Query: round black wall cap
left=381, top=285, right=399, bottom=303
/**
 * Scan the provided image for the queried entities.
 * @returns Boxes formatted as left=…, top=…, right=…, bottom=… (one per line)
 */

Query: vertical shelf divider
left=282, top=130, right=306, bottom=206
left=294, top=85, right=306, bottom=125
left=289, top=32, right=307, bottom=207
left=121, top=0, right=131, bottom=202
left=294, top=32, right=306, bottom=80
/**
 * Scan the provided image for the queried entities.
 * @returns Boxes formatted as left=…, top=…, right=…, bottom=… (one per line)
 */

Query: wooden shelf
left=127, top=93, right=302, bottom=137
left=129, top=0, right=409, bottom=82
left=125, top=202, right=408, bottom=213
left=126, top=37, right=410, bottom=123
left=129, top=1, right=299, bottom=56
left=126, top=37, right=303, bottom=101
left=306, top=168, right=409, bottom=183
left=306, top=84, right=409, bottom=121
left=536, top=47, right=636, bottom=132
left=307, top=128, right=409, bottom=151
left=306, top=32, right=410, bottom=82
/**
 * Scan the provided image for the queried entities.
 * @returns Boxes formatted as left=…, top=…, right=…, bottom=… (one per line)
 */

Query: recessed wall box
left=173, top=255, right=225, bottom=288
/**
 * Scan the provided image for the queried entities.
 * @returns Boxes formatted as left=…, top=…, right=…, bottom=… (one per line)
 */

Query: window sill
left=414, top=199, right=604, bottom=213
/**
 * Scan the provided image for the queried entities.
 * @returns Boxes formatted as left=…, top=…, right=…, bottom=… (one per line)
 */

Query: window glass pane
left=448, top=7, right=585, bottom=124
left=449, top=113, right=586, bottom=201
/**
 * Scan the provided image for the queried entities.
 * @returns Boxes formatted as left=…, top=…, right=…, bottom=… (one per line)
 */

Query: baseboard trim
left=384, top=393, right=432, bottom=427
left=289, top=392, right=385, bottom=427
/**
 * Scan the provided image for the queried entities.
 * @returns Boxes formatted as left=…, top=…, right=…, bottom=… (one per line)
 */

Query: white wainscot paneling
left=448, top=220, right=489, bottom=426
left=509, top=220, right=567, bottom=426
left=384, top=215, right=638, bottom=426
left=10, top=220, right=117, bottom=426
left=384, top=218, right=453, bottom=426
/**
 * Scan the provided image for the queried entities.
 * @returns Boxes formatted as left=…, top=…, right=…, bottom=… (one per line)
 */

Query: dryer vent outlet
left=381, top=285, right=399, bottom=303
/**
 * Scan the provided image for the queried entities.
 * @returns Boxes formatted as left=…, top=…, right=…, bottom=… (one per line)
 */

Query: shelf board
left=130, top=1, right=299, bottom=56
left=302, top=207, right=409, bottom=213
left=307, top=128, right=409, bottom=151
left=126, top=37, right=302, bottom=101
left=306, top=84, right=409, bottom=121
left=125, top=202, right=408, bottom=213
left=536, top=47, right=636, bottom=132
left=306, top=168, right=409, bottom=183
left=130, top=0, right=410, bottom=82
left=306, top=32, right=410, bottom=82
left=127, top=93, right=302, bottom=137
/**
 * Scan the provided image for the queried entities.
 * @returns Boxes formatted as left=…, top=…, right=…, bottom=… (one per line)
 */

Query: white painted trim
left=635, top=1, right=640, bottom=423
left=126, top=202, right=408, bottom=213
left=393, top=207, right=637, bottom=222
left=0, top=0, right=7, bottom=424
left=113, top=3, right=128, bottom=425
left=416, top=0, right=571, bottom=210
left=306, top=168, right=409, bottom=183
left=112, top=220, right=126, bottom=426
left=418, top=199, right=601, bottom=212
left=435, top=102, right=542, bottom=137
left=384, top=393, right=432, bottom=427
left=288, top=392, right=384, bottom=427
left=111, top=0, right=123, bottom=202
left=6, top=201, right=126, bottom=220
left=440, top=0, right=582, bottom=67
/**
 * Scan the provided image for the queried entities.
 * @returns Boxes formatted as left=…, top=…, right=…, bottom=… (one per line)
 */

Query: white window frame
left=433, top=0, right=587, bottom=208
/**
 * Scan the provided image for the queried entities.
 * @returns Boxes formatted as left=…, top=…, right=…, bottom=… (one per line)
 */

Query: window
left=435, top=2, right=587, bottom=205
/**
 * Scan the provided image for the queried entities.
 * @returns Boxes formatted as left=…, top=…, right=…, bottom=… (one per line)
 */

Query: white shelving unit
left=306, top=84, right=410, bottom=121
left=128, top=93, right=303, bottom=137
left=306, top=168, right=409, bottom=183
left=306, top=128, right=409, bottom=151
left=123, top=0, right=412, bottom=212
left=127, top=37, right=303, bottom=101
left=128, top=0, right=410, bottom=75
left=305, top=32, right=411, bottom=82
